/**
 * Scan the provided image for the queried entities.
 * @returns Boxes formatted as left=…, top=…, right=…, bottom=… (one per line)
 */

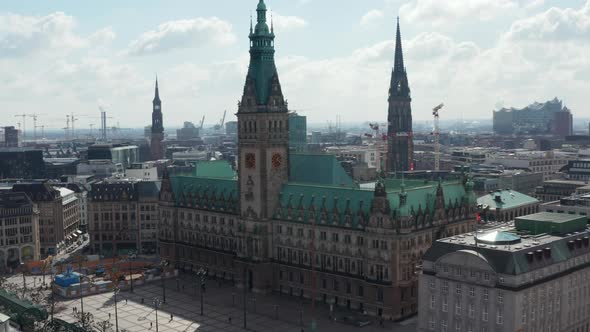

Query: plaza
left=46, top=272, right=417, bottom=331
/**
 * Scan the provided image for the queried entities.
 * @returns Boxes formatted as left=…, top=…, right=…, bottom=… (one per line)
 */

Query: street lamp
left=153, top=298, right=160, bottom=332
left=113, top=287, right=120, bottom=332
left=196, top=268, right=206, bottom=316
left=20, top=262, right=26, bottom=297
left=127, top=251, right=136, bottom=293
left=160, top=260, right=168, bottom=303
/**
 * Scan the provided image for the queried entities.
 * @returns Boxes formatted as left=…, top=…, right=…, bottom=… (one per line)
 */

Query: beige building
left=12, top=182, right=80, bottom=257
left=0, top=192, right=40, bottom=271
left=88, top=179, right=160, bottom=255
left=419, top=212, right=590, bottom=332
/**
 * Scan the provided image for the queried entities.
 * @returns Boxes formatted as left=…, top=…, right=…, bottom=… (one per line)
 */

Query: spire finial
left=271, top=11, right=274, bottom=33
left=250, top=12, right=253, bottom=34
left=154, top=75, right=160, bottom=102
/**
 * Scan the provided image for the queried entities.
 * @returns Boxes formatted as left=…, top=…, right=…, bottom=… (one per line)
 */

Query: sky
left=0, top=0, right=589, bottom=131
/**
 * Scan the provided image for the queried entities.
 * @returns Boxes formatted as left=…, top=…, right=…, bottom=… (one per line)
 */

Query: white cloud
left=505, top=0, right=590, bottom=41
left=0, top=12, right=86, bottom=57
left=271, top=13, right=307, bottom=31
left=128, top=17, right=237, bottom=56
left=89, top=27, right=116, bottom=46
left=400, top=0, right=518, bottom=26
left=360, top=9, right=385, bottom=27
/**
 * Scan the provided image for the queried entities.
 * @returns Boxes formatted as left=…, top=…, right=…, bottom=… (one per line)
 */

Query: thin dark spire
left=154, top=76, right=161, bottom=103
left=394, top=17, right=405, bottom=74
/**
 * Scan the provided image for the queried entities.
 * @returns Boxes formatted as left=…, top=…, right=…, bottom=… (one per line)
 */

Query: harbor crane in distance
left=432, top=103, right=444, bottom=171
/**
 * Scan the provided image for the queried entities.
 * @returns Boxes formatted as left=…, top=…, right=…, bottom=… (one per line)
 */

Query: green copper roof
left=247, top=0, right=277, bottom=106
left=385, top=179, right=467, bottom=217
left=477, top=189, right=539, bottom=210
left=170, top=175, right=238, bottom=213
left=515, top=212, right=587, bottom=235
left=274, top=183, right=373, bottom=228
left=195, top=160, right=236, bottom=179
left=289, top=153, right=355, bottom=187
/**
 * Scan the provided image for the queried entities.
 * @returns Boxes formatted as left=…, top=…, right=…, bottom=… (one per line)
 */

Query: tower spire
left=154, top=76, right=160, bottom=102
left=394, top=16, right=405, bottom=74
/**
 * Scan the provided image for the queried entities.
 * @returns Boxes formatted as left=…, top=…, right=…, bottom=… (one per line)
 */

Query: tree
left=93, top=320, right=114, bottom=332
left=73, top=311, right=94, bottom=330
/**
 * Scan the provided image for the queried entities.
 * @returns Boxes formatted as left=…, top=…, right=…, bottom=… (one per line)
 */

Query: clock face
left=245, top=153, right=256, bottom=169
left=155, top=105, right=160, bottom=110
left=272, top=153, right=282, bottom=169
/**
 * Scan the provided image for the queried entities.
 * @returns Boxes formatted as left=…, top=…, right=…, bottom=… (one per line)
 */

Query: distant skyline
left=1, top=0, right=589, bottom=130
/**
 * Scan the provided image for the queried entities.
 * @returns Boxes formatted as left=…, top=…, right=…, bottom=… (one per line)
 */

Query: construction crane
left=214, top=110, right=227, bottom=130
left=432, top=103, right=444, bottom=171
left=35, top=125, right=45, bottom=140
left=199, top=115, right=205, bottom=130
left=14, top=114, right=27, bottom=141
left=28, top=114, right=44, bottom=142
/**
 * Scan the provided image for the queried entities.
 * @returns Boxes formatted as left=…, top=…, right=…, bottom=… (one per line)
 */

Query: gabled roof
left=274, top=182, right=373, bottom=228
left=289, top=153, right=355, bottom=187
left=385, top=179, right=468, bottom=217
left=170, top=175, right=238, bottom=214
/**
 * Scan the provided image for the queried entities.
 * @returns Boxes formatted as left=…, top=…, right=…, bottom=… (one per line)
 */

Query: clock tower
left=151, top=78, right=164, bottom=160
left=238, top=0, right=289, bottom=221
left=236, top=0, right=289, bottom=291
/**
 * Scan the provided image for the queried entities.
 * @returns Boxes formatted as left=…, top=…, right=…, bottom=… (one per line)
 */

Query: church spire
left=394, top=17, right=405, bottom=75
left=153, top=76, right=161, bottom=103
left=389, top=17, right=410, bottom=99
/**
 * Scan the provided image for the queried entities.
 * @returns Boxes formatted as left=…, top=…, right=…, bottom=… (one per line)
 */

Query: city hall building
left=158, top=0, right=478, bottom=320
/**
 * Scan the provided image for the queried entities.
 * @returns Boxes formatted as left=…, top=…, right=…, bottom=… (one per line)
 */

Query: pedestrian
left=141, top=298, right=144, bottom=304
left=109, top=313, right=111, bottom=319
left=228, top=316, right=232, bottom=324
left=380, top=317, right=384, bottom=327
left=150, top=322, right=153, bottom=329
left=125, top=299, right=128, bottom=304
left=170, top=314, right=173, bottom=321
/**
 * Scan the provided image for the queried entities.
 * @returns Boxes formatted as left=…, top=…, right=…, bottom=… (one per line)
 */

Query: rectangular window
left=456, top=284, right=462, bottom=295
left=482, top=306, right=488, bottom=322
left=497, top=291, right=503, bottom=304
left=429, top=318, right=435, bottom=331
left=483, top=289, right=488, bottom=301
left=469, top=287, right=475, bottom=297
left=442, top=281, right=449, bottom=294
left=496, top=310, right=503, bottom=325
left=468, top=303, right=474, bottom=318
left=455, top=302, right=461, bottom=315
left=441, top=320, right=447, bottom=332
left=442, top=297, right=448, bottom=312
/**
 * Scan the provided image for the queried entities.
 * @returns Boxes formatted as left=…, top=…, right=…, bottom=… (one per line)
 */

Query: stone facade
left=88, top=180, right=160, bottom=255
left=158, top=0, right=476, bottom=321
left=0, top=192, right=40, bottom=271
left=11, top=183, right=79, bottom=257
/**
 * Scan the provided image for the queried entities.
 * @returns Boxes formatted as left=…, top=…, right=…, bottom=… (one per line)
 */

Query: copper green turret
left=239, top=0, right=286, bottom=112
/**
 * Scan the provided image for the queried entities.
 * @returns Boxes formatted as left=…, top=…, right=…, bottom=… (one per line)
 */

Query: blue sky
left=1, top=0, right=589, bottom=130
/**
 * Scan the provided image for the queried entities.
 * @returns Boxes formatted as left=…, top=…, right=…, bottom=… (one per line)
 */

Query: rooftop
left=425, top=219, right=590, bottom=275
left=477, top=189, right=539, bottom=210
